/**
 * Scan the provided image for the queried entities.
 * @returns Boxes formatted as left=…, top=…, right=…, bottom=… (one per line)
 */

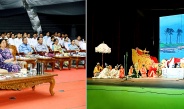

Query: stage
left=87, top=77, right=184, bottom=109
left=87, top=77, right=184, bottom=89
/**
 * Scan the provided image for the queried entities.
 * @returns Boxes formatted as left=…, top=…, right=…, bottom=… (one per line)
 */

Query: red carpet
left=0, top=68, right=86, bottom=109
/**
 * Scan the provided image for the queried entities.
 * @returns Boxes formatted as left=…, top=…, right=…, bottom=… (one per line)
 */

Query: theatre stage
left=87, top=77, right=184, bottom=89
left=87, top=77, right=184, bottom=109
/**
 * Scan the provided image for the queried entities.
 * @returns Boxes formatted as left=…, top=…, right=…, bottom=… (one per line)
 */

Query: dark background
left=87, top=0, right=184, bottom=77
left=0, top=9, right=85, bottom=39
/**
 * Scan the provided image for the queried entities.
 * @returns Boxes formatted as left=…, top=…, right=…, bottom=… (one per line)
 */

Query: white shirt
left=27, top=38, right=32, bottom=45
left=8, top=38, right=16, bottom=45
left=14, top=38, right=22, bottom=52
left=30, top=38, right=38, bottom=47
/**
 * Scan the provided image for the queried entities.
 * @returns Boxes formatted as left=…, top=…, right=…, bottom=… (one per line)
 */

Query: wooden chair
left=80, top=50, right=86, bottom=52
left=37, top=51, right=46, bottom=56
left=19, top=52, right=25, bottom=56
left=47, top=46, right=53, bottom=52
left=54, top=51, right=60, bottom=55
left=8, top=45, right=27, bottom=69
left=8, top=45, right=18, bottom=61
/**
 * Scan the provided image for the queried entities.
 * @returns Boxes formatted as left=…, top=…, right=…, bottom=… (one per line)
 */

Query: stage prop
left=132, top=47, right=158, bottom=71
left=95, top=41, right=111, bottom=67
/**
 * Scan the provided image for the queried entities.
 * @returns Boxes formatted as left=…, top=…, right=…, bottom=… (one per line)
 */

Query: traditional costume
left=119, top=65, right=125, bottom=78
left=111, top=65, right=120, bottom=78
left=148, top=64, right=157, bottom=77
left=140, top=65, right=147, bottom=78
left=93, top=63, right=103, bottom=77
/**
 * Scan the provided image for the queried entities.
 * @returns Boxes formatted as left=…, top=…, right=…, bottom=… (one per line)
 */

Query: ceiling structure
left=0, top=0, right=85, bottom=16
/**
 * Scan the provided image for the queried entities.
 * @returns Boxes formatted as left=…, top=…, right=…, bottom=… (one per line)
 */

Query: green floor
left=87, top=85, right=184, bottom=109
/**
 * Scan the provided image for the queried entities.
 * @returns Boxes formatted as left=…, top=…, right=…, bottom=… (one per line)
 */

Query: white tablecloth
left=162, top=68, right=184, bottom=79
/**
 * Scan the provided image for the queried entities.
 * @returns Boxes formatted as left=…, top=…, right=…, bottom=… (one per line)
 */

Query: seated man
left=18, top=37, right=33, bottom=55
left=93, top=62, right=103, bottom=77
left=95, top=65, right=113, bottom=78
left=111, top=65, right=120, bottom=78
left=69, top=40, right=86, bottom=56
left=35, top=37, right=49, bottom=53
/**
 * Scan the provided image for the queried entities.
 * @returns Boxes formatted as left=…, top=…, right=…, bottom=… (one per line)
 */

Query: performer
left=148, top=62, right=157, bottom=77
left=94, top=65, right=112, bottom=78
left=111, top=65, right=120, bottom=78
left=157, top=63, right=162, bottom=77
left=119, top=65, right=125, bottom=78
left=139, top=64, right=147, bottom=78
left=127, top=65, right=136, bottom=78
left=106, top=65, right=113, bottom=77
left=128, top=65, right=134, bottom=76
left=93, top=62, right=103, bottom=77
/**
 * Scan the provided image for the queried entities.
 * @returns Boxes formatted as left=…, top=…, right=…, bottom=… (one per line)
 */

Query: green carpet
left=87, top=85, right=184, bottom=109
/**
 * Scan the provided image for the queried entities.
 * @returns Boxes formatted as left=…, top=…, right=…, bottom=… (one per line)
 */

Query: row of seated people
left=9, top=37, right=86, bottom=57
left=6, top=32, right=86, bottom=53
left=93, top=62, right=159, bottom=79
left=0, top=37, right=86, bottom=73
left=93, top=63, right=125, bottom=79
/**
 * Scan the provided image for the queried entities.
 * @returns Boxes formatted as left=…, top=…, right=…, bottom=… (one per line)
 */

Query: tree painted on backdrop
left=165, top=28, right=174, bottom=44
left=176, top=28, right=183, bottom=43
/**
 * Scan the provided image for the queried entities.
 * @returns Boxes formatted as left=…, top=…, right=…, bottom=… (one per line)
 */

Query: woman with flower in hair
left=0, top=39, right=21, bottom=72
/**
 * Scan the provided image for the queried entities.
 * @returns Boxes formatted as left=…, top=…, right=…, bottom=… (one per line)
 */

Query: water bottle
left=41, top=63, right=44, bottom=75
left=29, top=64, right=32, bottom=74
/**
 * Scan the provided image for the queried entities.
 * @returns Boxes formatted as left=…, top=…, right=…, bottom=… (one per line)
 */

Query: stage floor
left=87, top=77, right=184, bottom=89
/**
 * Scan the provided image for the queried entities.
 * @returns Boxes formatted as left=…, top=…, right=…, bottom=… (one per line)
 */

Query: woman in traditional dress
left=128, top=65, right=134, bottom=76
left=119, top=65, right=125, bottom=78
left=140, top=64, right=147, bottom=78
left=148, top=62, right=157, bottom=77
left=0, top=39, right=21, bottom=72
left=52, top=38, right=68, bottom=67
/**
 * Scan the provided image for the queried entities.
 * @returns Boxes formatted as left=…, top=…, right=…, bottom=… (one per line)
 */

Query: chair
left=37, top=51, right=46, bottom=56
left=8, top=45, right=18, bottom=61
left=19, top=52, right=25, bottom=56
left=80, top=50, right=86, bottom=52
left=54, top=51, right=60, bottom=55
left=47, top=46, right=52, bottom=52
left=8, top=45, right=27, bottom=69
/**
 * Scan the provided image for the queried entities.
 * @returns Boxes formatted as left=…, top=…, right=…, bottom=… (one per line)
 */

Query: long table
left=0, top=73, right=58, bottom=96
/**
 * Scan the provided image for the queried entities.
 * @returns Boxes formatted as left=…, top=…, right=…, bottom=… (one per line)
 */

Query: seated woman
left=52, top=38, right=65, bottom=53
left=5, top=40, right=27, bottom=68
left=0, top=39, right=21, bottom=72
left=148, top=62, right=157, bottom=77
left=119, top=65, right=125, bottom=78
left=52, top=38, right=68, bottom=67
left=128, top=65, right=137, bottom=78
left=140, top=64, right=147, bottom=78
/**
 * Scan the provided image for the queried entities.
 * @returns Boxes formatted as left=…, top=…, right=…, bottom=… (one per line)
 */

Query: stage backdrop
left=159, top=14, right=184, bottom=62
